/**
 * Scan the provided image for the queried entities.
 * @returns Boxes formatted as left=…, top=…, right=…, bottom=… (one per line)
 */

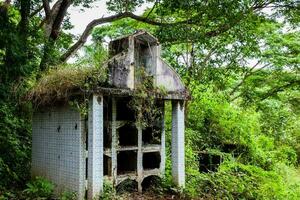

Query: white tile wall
left=32, top=106, right=86, bottom=199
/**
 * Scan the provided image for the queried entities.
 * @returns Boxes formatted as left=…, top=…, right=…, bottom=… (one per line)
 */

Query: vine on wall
left=128, top=67, right=167, bottom=128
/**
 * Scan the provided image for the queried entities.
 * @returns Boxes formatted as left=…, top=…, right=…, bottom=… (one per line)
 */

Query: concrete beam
left=171, top=100, right=185, bottom=187
left=88, top=95, right=104, bottom=199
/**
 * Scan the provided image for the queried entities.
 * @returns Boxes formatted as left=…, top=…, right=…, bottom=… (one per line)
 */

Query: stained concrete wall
left=156, top=58, right=186, bottom=92
left=32, top=106, right=86, bottom=199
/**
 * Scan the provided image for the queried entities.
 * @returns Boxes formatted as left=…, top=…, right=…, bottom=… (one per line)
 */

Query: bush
left=23, top=177, right=54, bottom=200
left=187, top=84, right=261, bottom=151
left=184, top=161, right=300, bottom=200
left=180, top=82, right=300, bottom=199
left=0, top=103, right=31, bottom=189
left=100, top=180, right=116, bottom=200
left=59, top=191, right=77, bottom=200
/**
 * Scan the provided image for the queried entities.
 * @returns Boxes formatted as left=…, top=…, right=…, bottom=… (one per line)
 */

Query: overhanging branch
left=59, top=0, right=272, bottom=62
left=60, top=12, right=190, bottom=62
left=30, top=5, right=43, bottom=18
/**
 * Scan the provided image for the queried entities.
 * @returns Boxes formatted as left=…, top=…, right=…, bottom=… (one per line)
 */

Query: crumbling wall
left=108, top=36, right=135, bottom=90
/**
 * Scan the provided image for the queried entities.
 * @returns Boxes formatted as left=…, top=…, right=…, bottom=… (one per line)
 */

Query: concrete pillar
left=127, top=36, right=135, bottom=89
left=88, top=95, right=103, bottom=199
left=111, top=98, right=117, bottom=185
left=160, top=101, right=165, bottom=175
left=171, top=100, right=185, bottom=187
left=137, top=125, right=143, bottom=192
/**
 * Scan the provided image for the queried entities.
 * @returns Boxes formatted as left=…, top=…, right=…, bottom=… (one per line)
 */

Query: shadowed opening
left=116, top=179, right=138, bottom=194
left=117, top=151, right=137, bottom=175
left=104, top=155, right=112, bottom=176
left=116, top=98, right=135, bottom=121
left=199, top=152, right=222, bottom=173
left=142, top=126, right=161, bottom=145
left=141, top=175, right=161, bottom=192
left=118, top=123, right=138, bottom=147
left=143, top=152, right=161, bottom=170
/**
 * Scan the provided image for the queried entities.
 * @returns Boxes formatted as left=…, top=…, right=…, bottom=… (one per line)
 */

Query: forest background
left=0, top=0, right=299, bottom=199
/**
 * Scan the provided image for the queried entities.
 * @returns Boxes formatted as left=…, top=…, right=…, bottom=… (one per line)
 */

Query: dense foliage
left=0, top=0, right=299, bottom=199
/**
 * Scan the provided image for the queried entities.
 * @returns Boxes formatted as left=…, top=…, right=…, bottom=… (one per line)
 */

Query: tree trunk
left=39, top=0, right=72, bottom=71
left=40, top=39, right=56, bottom=72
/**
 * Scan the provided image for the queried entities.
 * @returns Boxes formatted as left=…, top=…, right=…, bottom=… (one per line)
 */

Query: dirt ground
left=116, top=191, right=204, bottom=200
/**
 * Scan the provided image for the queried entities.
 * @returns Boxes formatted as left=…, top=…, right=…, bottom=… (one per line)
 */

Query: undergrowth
left=179, top=82, right=300, bottom=200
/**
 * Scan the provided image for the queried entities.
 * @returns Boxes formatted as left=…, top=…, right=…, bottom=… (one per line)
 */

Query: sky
left=68, top=1, right=151, bottom=36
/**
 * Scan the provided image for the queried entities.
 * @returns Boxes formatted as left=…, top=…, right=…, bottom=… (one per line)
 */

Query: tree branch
left=60, top=12, right=190, bottom=62
left=260, top=79, right=300, bottom=101
left=42, top=0, right=72, bottom=40
left=230, top=61, right=261, bottom=96
left=145, top=0, right=158, bottom=19
left=49, top=0, right=72, bottom=40
left=59, top=0, right=273, bottom=62
left=30, top=5, right=43, bottom=18
left=230, top=63, right=272, bottom=101
left=42, top=0, right=50, bottom=17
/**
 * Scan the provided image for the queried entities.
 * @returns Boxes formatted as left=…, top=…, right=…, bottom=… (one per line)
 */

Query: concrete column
left=127, top=36, right=135, bottom=89
left=160, top=101, right=165, bottom=176
left=137, top=125, right=143, bottom=192
left=88, top=95, right=103, bottom=199
left=111, top=98, right=118, bottom=185
left=171, top=100, right=185, bottom=187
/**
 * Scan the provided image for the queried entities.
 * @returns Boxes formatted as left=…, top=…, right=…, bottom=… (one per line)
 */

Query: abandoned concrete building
left=31, top=31, right=188, bottom=199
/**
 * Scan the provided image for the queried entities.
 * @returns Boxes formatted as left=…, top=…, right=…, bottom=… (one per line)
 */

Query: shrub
left=184, top=161, right=300, bottom=200
left=0, top=103, right=31, bottom=189
left=100, top=180, right=116, bottom=200
left=59, top=191, right=77, bottom=200
left=23, top=177, right=54, bottom=200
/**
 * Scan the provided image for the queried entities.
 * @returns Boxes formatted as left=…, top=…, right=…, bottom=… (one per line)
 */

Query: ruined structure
left=31, top=31, right=188, bottom=200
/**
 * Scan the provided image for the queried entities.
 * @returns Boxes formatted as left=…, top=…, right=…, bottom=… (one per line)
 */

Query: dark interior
left=221, top=143, right=248, bottom=157
left=118, top=123, right=138, bottom=146
left=117, top=151, right=137, bottom=175
left=199, top=152, right=222, bottom=173
left=116, top=98, right=135, bottom=121
left=104, top=155, right=112, bottom=176
left=109, top=38, right=129, bottom=57
left=143, top=152, right=161, bottom=169
left=141, top=175, right=161, bottom=192
left=142, top=126, right=161, bottom=145
left=85, top=157, right=88, bottom=179
left=103, top=97, right=112, bottom=148
left=116, top=179, right=138, bottom=194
